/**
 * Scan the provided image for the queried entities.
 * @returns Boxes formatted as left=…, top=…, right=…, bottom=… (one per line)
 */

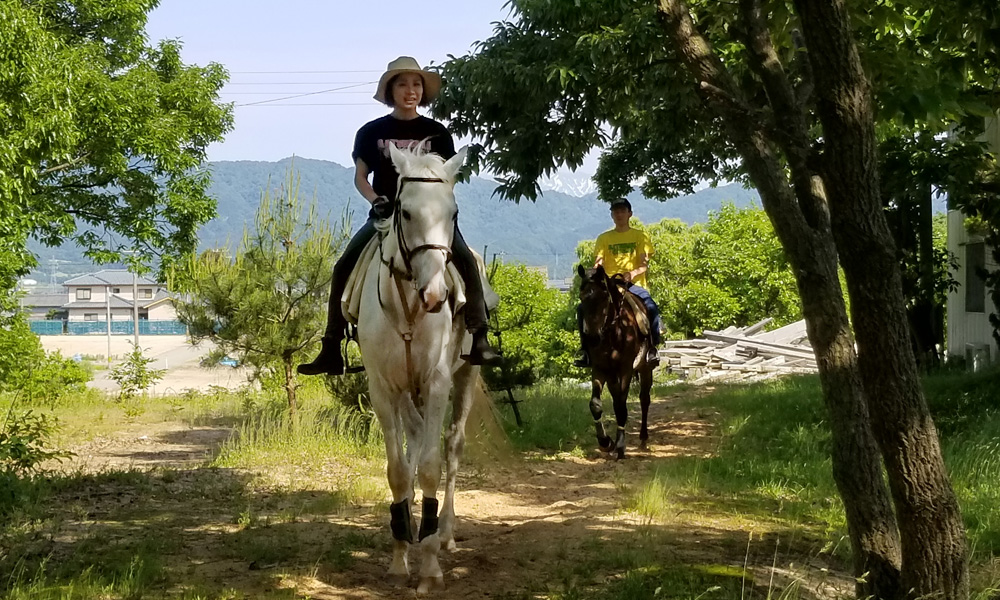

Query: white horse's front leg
left=370, top=384, right=413, bottom=583
left=440, top=364, right=477, bottom=551
left=415, top=375, right=450, bottom=594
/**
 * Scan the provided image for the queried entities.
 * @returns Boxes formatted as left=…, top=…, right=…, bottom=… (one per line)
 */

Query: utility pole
left=106, top=283, right=112, bottom=365
left=133, top=267, right=139, bottom=347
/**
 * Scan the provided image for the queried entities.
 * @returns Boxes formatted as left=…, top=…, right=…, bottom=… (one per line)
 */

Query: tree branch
left=40, top=153, right=91, bottom=176
left=738, top=0, right=829, bottom=230
left=656, top=0, right=814, bottom=253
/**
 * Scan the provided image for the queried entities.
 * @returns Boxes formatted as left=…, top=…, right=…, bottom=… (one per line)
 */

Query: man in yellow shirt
left=575, top=198, right=662, bottom=367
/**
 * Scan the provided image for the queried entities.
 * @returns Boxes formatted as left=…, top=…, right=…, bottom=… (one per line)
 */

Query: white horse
left=356, top=144, right=480, bottom=594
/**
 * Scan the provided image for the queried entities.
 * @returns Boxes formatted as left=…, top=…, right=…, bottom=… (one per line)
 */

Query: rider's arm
left=354, top=158, right=380, bottom=204
left=628, top=253, right=649, bottom=282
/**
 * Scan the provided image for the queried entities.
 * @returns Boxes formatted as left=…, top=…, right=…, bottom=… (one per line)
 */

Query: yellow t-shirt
left=595, top=228, right=654, bottom=289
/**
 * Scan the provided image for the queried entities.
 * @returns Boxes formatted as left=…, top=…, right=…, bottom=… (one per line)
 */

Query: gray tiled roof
left=63, top=297, right=135, bottom=309
left=63, top=269, right=159, bottom=287
left=19, top=293, right=67, bottom=308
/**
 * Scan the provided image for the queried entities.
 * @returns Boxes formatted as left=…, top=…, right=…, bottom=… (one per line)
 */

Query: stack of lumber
left=660, top=318, right=818, bottom=383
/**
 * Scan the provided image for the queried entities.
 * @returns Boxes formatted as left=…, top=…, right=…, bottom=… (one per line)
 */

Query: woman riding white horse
left=358, top=143, right=481, bottom=593
left=298, top=56, right=500, bottom=376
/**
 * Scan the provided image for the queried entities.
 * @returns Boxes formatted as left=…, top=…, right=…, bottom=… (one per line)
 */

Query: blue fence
left=31, top=320, right=188, bottom=336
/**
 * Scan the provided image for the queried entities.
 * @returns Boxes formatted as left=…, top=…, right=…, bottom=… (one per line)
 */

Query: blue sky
left=145, top=0, right=515, bottom=168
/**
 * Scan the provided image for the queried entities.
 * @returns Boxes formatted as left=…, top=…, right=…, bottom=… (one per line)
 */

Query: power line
left=222, top=91, right=373, bottom=95
left=236, top=81, right=375, bottom=107
left=225, top=81, right=375, bottom=85
left=236, top=103, right=371, bottom=107
left=230, top=70, right=382, bottom=74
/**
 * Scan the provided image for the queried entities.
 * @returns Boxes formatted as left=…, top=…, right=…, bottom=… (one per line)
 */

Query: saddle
left=606, top=275, right=651, bottom=337
left=341, top=218, right=499, bottom=325
left=623, top=291, right=651, bottom=337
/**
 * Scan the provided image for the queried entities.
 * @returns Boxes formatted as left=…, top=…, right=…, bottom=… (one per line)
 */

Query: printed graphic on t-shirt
left=608, top=242, right=637, bottom=255
left=377, top=138, right=432, bottom=157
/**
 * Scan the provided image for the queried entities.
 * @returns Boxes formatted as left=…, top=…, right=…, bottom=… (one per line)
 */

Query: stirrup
left=343, top=337, right=365, bottom=373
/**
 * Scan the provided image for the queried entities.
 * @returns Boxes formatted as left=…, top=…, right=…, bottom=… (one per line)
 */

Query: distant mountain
left=27, top=158, right=760, bottom=282
left=538, top=172, right=599, bottom=197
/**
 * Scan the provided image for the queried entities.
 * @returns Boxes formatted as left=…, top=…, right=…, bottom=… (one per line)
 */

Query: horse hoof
left=386, top=573, right=410, bottom=587
left=443, top=538, right=457, bottom=552
left=638, top=440, right=648, bottom=451
left=616, top=449, right=625, bottom=460
left=417, top=575, right=445, bottom=594
left=597, top=437, right=614, bottom=452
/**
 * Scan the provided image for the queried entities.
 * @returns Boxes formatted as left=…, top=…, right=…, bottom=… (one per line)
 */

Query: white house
left=61, top=269, right=177, bottom=323
left=946, top=113, right=999, bottom=368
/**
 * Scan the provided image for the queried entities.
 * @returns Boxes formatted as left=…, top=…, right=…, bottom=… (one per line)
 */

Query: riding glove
left=371, top=195, right=393, bottom=220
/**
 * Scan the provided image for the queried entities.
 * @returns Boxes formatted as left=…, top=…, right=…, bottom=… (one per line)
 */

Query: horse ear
left=577, top=264, right=586, bottom=279
left=388, top=143, right=409, bottom=174
left=442, top=146, right=468, bottom=181
left=595, top=265, right=606, bottom=278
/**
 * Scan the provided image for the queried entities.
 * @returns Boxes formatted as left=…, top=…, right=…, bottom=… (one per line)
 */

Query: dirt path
left=51, top=392, right=849, bottom=600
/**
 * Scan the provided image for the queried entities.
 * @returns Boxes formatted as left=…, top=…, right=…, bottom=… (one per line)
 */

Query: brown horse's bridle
left=584, top=272, right=629, bottom=340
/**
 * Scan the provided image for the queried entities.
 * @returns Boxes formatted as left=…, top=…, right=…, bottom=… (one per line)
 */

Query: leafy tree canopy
left=0, top=0, right=234, bottom=310
left=433, top=0, right=1000, bottom=202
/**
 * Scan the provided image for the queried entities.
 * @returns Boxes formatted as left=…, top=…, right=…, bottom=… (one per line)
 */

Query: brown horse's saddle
left=624, top=291, right=651, bottom=337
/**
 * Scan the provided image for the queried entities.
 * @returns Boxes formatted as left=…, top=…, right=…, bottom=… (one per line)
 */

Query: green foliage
left=576, top=207, right=799, bottom=338
left=0, top=0, right=234, bottom=311
left=436, top=0, right=999, bottom=205
left=0, top=408, right=71, bottom=476
left=0, top=313, right=91, bottom=405
left=485, top=261, right=576, bottom=385
left=108, top=342, right=165, bottom=404
left=174, top=170, right=349, bottom=412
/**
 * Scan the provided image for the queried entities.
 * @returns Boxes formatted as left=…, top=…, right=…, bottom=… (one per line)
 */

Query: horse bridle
left=585, top=272, right=628, bottom=338
left=385, top=176, right=454, bottom=279
left=375, top=174, right=456, bottom=405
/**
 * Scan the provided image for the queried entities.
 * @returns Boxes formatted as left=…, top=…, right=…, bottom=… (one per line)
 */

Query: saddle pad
left=341, top=221, right=499, bottom=326
left=625, top=292, right=651, bottom=337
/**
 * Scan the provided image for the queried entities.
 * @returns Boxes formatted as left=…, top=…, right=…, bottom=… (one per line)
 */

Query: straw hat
left=373, top=56, right=442, bottom=105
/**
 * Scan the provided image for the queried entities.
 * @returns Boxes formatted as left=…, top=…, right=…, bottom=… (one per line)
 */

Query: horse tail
left=464, top=376, right=514, bottom=464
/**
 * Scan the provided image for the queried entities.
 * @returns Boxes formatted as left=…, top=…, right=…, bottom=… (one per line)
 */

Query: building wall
left=946, top=211, right=998, bottom=364
left=945, top=111, right=1000, bottom=366
left=66, top=285, right=111, bottom=304
left=146, top=303, right=177, bottom=321
left=67, top=307, right=134, bottom=322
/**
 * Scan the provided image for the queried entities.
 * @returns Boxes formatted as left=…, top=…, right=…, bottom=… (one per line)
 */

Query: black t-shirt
left=352, top=114, right=456, bottom=201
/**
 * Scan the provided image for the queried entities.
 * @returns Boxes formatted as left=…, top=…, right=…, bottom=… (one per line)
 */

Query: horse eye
left=401, top=210, right=411, bottom=220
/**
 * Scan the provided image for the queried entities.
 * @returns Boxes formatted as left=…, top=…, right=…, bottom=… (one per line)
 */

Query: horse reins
left=376, top=175, right=454, bottom=405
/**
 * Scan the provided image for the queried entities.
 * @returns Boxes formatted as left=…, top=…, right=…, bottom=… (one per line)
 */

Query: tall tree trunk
left=793, top=1, right=969, bottom=598
left=656, top=2, right=903, bottom=598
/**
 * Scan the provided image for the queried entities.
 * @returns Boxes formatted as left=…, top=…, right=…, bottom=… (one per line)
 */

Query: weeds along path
left=42, top=389, right=850, bottom=600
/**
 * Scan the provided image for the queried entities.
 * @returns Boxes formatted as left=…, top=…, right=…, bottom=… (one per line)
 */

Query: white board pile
left=659, top=318, right=818, bottom=383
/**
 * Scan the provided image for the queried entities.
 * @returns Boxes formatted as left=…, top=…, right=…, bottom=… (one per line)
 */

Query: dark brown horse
left=577, top=264, right=654, bottom=459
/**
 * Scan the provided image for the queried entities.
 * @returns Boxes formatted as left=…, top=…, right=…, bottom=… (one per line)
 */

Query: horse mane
left=392, top=144, right=454, bottom=182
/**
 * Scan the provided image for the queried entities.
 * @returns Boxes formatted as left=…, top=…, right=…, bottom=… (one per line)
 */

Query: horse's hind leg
left=440, top=364, right=476, bottom=552
left=589, top=375, right=612, bottom=451
left=638, top=365, right=653, bottom=450
left=611, top=374, right=633, bottom=460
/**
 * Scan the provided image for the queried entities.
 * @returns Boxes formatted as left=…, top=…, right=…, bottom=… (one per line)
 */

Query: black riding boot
left=465, top=328, right=501, bottom=365
left=452, top=226, right=501, bottom=365
left=297, top=218, right=378, bottom=377
left=646, top=335, right=660, bottom=367
left=297, top=333, right=346, bottom=376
